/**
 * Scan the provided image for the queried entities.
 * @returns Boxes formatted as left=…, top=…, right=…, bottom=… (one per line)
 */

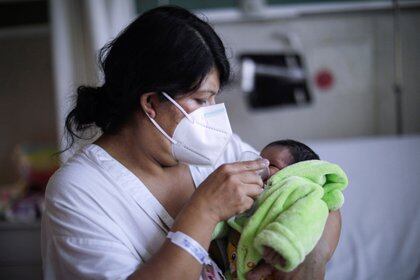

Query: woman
left=42, top=6, right=340, bottom=280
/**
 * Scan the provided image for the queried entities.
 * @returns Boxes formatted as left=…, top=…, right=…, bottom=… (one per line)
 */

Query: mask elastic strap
left=161, top=92, right=193, bottom=122
left=145, top=112, right=178, bottom=145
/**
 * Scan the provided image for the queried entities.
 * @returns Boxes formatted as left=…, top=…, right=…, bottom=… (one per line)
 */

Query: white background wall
left=1, top=5, right=419, bottom=184
left=211, top=9, right=420, bottom=150
left=0, top=27, right=56, bottom=184
left=0, top=0, right=136, bottom=185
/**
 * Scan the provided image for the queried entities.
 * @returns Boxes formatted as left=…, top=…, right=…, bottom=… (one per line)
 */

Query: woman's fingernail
left=262, top=159, right=269, bottom=166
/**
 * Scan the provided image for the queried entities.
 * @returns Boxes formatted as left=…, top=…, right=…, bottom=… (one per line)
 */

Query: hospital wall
left=0, top=8, right=420, bottom=185
left=212, top=9, right=420, bottom=150
left=0, top=28, right=56, bottom=184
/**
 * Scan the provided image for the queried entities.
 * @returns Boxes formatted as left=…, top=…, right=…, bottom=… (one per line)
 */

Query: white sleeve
left=42, top=178, right=140, bottom=280
left=189, top=133, right=258, bottom=187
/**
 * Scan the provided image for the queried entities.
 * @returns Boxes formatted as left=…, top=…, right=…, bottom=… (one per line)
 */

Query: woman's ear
left=140, top=92, right=159, bottom=118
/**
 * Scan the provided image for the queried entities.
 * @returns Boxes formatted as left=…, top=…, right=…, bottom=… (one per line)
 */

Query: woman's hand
left=130, top=159, right=268, bottom=280
left=189, top=159, right=269, bottom=224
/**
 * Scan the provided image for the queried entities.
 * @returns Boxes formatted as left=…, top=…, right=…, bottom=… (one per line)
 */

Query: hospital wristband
left=167, top=231, right=212, bottom=265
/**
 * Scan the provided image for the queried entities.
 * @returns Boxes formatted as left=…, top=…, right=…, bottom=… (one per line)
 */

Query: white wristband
left=167, top=231, right=212, bottom=265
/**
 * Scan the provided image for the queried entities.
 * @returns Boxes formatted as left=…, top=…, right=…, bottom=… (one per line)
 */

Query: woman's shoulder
left=45, top=144, right=111, bottom=203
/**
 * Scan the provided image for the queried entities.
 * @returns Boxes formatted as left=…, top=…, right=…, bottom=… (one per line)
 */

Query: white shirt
left=41, top=134, right=256, bottom=280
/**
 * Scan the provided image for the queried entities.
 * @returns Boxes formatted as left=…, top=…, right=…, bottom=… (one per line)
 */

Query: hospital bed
left=309, top=135, right=420, bottom=280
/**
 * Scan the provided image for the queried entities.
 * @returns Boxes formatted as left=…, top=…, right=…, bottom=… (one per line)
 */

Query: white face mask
left=146, top=92, right=233, bottom=166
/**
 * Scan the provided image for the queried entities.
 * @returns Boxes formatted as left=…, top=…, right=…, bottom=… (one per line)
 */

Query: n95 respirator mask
left=146, top=91, right=233, bottom=166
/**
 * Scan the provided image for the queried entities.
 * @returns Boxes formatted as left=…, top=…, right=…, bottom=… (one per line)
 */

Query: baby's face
left=260, top=145, right=294, bottom=178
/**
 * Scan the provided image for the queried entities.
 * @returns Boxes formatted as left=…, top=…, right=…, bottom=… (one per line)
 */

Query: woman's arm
left=319, top=210, right=342, bottom=262
left=129, top=203, right=218, bottom=279
left=129, top=160, right=267, bottom=280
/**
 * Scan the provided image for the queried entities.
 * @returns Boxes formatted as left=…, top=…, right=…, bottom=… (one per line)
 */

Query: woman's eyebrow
left=198, top=89, right=219, bottom=96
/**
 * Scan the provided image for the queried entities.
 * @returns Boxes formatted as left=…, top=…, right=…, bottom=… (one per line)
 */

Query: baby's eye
left=231, top=252, right=236, bottom=260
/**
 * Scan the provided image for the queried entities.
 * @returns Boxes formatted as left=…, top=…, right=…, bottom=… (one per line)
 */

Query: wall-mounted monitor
left=240, top=53, right=311, bottom=109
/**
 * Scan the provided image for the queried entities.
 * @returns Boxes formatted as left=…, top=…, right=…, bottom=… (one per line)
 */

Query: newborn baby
left=226, top=139, right=320, bottom=280
left=260, top=139, right=320, bottom=181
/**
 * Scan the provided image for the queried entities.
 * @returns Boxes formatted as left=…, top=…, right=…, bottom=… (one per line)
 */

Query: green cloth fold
left=226, top=160, right=348, bottom=280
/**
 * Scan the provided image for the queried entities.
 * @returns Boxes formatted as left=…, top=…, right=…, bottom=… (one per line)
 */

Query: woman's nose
left=209, top=96, right=216, bottom=105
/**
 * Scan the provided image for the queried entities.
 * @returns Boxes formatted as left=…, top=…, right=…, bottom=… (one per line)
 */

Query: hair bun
left=73, top=86, right=104, bottom=128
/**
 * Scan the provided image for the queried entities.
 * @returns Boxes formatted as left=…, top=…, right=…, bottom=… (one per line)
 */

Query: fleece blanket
left=223, top=160, right=348, bottom=279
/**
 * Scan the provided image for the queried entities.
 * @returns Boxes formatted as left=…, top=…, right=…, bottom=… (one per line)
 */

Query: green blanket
left=213, top=160, right=348, bottom=280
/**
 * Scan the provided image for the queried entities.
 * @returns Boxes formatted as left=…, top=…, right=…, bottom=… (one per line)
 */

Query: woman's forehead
left=178, top=68, right=221, bottom=99
left=198, top=68, right=220, bottom=93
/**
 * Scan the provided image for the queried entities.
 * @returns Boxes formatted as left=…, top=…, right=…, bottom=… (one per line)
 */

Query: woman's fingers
left=238, top=171, right=264, bottom=186
left=194, top=159, right=268, bottom=222
left=240, top=183, right=264, bottom=199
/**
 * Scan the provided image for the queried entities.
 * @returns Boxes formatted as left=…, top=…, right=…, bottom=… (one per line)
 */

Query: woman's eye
left=195, top=99, right=207, bottom=105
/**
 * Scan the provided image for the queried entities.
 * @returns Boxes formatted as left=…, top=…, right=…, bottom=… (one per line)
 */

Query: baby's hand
left=246, top=247, right=285, bottom=279
left=263, top=246, right=286, bottom=267
left=245, top=261, right=274, bottom=280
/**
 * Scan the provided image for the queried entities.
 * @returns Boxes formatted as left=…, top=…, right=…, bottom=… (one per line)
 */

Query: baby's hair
left=265, top=139, right=320, bottom=164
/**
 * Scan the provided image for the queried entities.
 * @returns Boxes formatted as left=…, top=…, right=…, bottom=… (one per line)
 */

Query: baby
left=226, top=139, right=320, bottom=280
left=260, top=139, right=319, bottom=180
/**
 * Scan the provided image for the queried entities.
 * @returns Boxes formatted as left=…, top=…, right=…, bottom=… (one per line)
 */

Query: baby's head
left=261, top=139, right=319, bottom=178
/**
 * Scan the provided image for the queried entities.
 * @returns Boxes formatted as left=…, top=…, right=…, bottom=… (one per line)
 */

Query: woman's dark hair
left=265, top=139, right=320, bottom=164
left=64, top=5, right=230, bottom=149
